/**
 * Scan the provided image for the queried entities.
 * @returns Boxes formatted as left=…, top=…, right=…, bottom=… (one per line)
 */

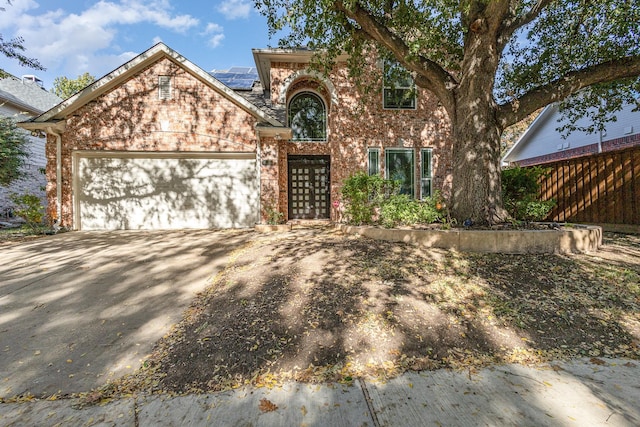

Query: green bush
left=341, top=172, right=396, bottom=225
left=341, top=172, right=445, bottom=227
left=502, top=166, right=555, bottom=222
left=264, top=204, right=285, bottom=225
left=10, top=193, right=45, bottom=232
left=380, top=194, right=443, bottom=228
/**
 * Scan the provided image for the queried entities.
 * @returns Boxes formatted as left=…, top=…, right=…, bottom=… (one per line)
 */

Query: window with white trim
left=158, top=76, right=172, bottom=100
left=288, top=92, right=327, bottom=141
left=421, top=148, right=433, bottom=199
left=383, top=61, right=416, bottom=109
left=385, top=148, right=415, bottom=196
left=368, top=148, right=380, bottom=175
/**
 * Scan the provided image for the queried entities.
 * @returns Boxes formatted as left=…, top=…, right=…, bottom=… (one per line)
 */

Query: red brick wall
left=47, top=57, right=259, bottom=227
left=266, top=59, right=452, bottom=221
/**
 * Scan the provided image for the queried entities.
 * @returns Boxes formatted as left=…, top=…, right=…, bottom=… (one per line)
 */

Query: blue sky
left=0, top=0, right=278, bottom=90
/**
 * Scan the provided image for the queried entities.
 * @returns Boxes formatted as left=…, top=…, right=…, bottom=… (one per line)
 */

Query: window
left=368, top=148, right=380, bottom=175
left=158, top=76, right=172, bottom=100
left=385, top=148, right=415, bottom=196
left=421, top=148, right=433, bottom=199
left=288, top=92, right=326, bottom=141
left=383, top=61, right=416, bottom=109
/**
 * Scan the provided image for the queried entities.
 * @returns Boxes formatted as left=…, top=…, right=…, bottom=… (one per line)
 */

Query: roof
left=502, top=101, right=640, bottom=166
left=0, top=75, right=62, bottom=114
left=20, top=43, right=283, bottom=129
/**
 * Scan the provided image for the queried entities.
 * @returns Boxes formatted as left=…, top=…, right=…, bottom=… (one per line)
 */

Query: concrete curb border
left=336, top=223, right=602, bottom=254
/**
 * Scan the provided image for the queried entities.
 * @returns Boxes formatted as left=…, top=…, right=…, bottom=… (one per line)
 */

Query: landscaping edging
left=336, top=223, right=602, bottom=254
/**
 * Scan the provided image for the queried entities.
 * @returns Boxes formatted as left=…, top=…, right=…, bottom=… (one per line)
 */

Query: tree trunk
left=449, top=100, right=507, bottom=225
left=447, top=18, right=508, bottom=225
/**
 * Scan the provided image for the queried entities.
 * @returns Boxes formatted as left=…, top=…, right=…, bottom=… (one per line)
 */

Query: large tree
left=255, top=0, right=640, bottom=223
left=51, top=72, right=96, bottom=99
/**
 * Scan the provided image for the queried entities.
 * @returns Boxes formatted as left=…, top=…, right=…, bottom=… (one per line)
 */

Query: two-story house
left=19, top=43, right=452, bottom=230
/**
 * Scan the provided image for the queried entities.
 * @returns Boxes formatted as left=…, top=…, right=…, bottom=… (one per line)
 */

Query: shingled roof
left=0, top=75, right=62, bottom=114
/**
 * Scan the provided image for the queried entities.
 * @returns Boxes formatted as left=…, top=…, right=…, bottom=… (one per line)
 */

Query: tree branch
left=497, top=56, right=640, bottom=128
left=497, top=0, right=555, bottom=50
left=333, top=0, right=457, bottom=113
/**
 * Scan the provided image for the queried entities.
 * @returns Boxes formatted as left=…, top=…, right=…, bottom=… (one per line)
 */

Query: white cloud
left=217, top=0, right=252, bottom=20
left=202, top=22, right=224, bottom=48
left=152, top=36, right=163, bottom=45
left=0, top=1, right=199, bottom=75
left=203, top=22, right=224, bottom=34
left=208, top=33, right=225, bottom=48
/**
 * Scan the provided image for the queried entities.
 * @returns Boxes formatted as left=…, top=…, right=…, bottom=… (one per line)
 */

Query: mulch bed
left=105, top=228, right=640, bottom=397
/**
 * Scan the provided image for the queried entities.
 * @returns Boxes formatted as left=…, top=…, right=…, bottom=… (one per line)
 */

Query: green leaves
left=0, top=116, right=29, bottom=186
left=51, top=72, right=96, bottom=99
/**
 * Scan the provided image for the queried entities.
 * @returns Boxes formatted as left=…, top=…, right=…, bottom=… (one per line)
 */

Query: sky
left=0, top=0, right=280, bottom=90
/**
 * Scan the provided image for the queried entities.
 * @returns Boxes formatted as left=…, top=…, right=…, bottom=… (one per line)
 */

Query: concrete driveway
left=0, top=229, right=254, bottom=399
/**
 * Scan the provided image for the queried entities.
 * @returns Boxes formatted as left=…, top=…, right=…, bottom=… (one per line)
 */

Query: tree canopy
left=256, top=0, right=640, bottom=223
left=0, top=116, right=29, bottom=186
left=51, top=72, right=96, bottom=100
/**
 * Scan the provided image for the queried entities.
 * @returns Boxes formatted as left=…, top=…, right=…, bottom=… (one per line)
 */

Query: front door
left=288, top=155, right=330, bottom=220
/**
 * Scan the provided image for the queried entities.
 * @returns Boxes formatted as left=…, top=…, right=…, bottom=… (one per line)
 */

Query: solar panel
left=210, top=67, right=258, bottom=90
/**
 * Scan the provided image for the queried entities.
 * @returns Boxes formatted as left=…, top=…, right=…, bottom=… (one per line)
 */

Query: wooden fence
left=538, top=145, right=640, bottom=225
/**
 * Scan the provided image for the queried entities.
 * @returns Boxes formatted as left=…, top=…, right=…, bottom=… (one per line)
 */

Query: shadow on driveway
left=0, top=229, right=254, bottom=399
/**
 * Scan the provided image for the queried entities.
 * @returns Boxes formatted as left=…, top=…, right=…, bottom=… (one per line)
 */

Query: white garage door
left=75, top=152, right=259, bottom=230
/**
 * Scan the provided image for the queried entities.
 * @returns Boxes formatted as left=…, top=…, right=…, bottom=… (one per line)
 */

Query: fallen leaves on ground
left=102, top=229, right=640, bottom=398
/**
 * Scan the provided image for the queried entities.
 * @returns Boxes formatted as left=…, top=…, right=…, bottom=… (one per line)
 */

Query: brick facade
left=42, top=45, right=453, bottom=228
left=265, top=59, right=452, bottom=221
left=48, top=57, right=260, bottom=227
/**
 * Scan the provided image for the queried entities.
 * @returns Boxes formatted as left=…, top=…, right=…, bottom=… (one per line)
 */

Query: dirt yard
left=108, top=228, right=639, bottom=396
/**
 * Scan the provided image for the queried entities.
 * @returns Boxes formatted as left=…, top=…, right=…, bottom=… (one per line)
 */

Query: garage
left=74, top=152, right=259, bottom=230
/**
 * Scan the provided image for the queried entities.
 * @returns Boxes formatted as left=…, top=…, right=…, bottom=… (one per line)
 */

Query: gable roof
left=21, top=43, right=283, bottom=129
left=502, top=101, right=640, bottom=166
left=0, top=75, right=62, bottom=114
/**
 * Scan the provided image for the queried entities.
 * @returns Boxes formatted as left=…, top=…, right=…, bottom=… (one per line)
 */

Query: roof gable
left=29, top=43, right=282, bottom=127
left=503, top=101, right=640, bottom=165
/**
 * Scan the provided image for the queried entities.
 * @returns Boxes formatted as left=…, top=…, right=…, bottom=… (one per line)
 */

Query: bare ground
left=103, top=228, right=640, bottom=397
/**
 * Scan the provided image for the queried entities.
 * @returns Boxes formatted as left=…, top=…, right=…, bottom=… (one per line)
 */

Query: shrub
left=341, top=172, right=396, bottom=225
left=265, top=206, right=285, bottom=225
left=341, top=172, right=445, bottom=227
left=380, top=194, right=443, bottom=228
left=10, top=193, right=45, bottom=232
left=502, top=166, right=555, bottom=222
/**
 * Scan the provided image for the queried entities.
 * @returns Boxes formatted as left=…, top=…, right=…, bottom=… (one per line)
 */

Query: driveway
left=0, top=229, right=254, bottom=399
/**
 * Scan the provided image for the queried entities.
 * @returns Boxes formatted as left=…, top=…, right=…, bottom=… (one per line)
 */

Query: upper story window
left=158, top=76, right=172, bottom=100
left=288, top=92, right=326, bottom=141
left=383, top=61, right=416, bottom=110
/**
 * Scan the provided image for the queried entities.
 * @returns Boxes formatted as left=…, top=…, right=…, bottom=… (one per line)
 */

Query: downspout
left=46, top=127, right=62, bottom=223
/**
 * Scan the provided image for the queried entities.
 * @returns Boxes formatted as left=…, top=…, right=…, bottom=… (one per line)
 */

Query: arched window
left=288, top=92, right=326, bottom=141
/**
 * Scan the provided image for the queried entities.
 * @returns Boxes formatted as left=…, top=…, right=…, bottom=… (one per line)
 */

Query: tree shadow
left=149, top=228, right=640, bottom=394
left=0, top=229, right=254, bottom=399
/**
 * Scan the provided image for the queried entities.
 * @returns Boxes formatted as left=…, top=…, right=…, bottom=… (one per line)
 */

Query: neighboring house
left=502, top=102, right=640, bottom=225
left=19, top=43, right=452, bottom=230
left=0, top=75, right=62, bottom=217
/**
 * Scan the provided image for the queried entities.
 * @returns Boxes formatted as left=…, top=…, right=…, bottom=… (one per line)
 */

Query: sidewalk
left=1, top=358, right=638, bottom=426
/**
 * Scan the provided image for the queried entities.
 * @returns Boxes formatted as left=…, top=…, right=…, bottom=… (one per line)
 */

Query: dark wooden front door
left=288, top=155, right=330, bottom=219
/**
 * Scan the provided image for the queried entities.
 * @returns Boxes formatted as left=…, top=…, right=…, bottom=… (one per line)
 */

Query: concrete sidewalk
left=1, top=358, right=638, bottom=426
